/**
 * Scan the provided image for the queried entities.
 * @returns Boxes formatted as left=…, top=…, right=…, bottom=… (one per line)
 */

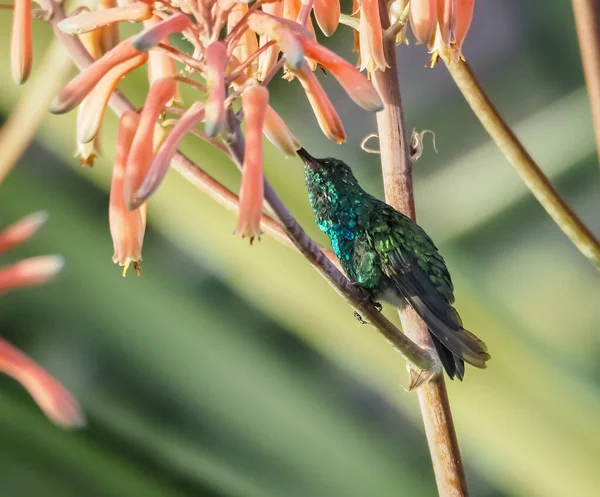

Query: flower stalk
left=446, top=59, right=600, bottom=268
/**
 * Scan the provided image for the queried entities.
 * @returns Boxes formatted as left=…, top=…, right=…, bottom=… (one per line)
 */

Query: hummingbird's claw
left=353, top=311, right=367, bottom=325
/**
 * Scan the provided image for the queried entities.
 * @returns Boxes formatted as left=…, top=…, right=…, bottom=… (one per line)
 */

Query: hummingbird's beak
left=297, top=147, right=320, bottom=170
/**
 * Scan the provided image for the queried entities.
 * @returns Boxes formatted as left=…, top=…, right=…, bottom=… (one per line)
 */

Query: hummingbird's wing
left=381, top=245, right=490, bottom=375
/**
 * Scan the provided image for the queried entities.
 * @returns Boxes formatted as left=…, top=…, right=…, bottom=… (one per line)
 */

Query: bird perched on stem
left=298, top=148, right=490, bottom=380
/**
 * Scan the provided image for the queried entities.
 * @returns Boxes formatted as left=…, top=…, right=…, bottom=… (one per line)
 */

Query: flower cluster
left=0, top=212, right=84, bottom=428
left=8, top=0, right=475, bottom=275
left=11, top=0, right=383, bottom=274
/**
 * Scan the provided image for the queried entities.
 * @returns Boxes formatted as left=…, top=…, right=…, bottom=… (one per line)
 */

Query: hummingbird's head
left=297, top=148, right=358, bottom=186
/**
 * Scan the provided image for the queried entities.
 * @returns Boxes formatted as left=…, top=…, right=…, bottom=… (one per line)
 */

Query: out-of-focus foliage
left=0, top=1, right=599, bottom=496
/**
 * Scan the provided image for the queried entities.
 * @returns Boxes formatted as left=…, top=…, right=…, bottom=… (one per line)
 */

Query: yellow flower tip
left=11, top=0, right=32, bottom=85
left=120, top=260, right=141, bottom=277
left=0, top=337, right=86, bottom=428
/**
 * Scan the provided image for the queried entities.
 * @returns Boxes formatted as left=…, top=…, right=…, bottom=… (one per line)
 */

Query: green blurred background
left=1, top=1, right=600, bottom=496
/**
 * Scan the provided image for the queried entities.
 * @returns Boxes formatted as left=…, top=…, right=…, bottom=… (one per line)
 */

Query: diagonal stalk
left=46, top=2, right=437, bottom=375
left=446, top=59, right=600, bottom=268
left=370, top=2, right=469, bottom=496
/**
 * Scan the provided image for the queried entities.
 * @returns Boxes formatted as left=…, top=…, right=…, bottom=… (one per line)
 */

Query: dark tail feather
left=431, top=335, right=465, bottom=380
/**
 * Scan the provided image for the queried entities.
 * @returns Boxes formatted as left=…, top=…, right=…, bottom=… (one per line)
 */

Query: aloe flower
left=35, top=0, right=382, bottom=265
left=0, top=212, right=84, bottom=428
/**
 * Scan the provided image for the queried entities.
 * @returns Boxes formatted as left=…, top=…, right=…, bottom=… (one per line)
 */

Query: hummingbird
left=298, top=148, right=490, bottom=380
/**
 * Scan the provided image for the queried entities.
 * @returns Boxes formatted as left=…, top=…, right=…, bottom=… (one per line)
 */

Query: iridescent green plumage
left=299, top=148, right=490, bottom=379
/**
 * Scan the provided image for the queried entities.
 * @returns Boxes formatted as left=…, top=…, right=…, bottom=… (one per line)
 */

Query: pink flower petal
left=358, top=0, right=388, bottom=72
left=227, top=2, right=259, bottom=78
left=410, top=0, right=438, bottom=46
left=453, top=0, right=474, bottom=58
left=263, top=106, right=299, bottom=157
left=144, top=16, right=180, bottom=104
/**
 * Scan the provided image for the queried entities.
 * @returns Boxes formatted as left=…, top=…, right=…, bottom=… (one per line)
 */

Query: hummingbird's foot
left=353, top=311, right=367, bottom=325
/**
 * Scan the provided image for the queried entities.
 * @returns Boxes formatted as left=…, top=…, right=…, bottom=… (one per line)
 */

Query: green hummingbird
left=298, top=148, right=490, bottom=379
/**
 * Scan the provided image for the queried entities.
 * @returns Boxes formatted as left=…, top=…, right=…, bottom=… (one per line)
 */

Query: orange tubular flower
left=123, top=78, right=176, bottom=209
left=257, top=1, right=284, bottom=81
left=358, top=0, right=388, bottom=72
left=290, top=61, right=346, bottom=144
left=0, top=337, right=85, bottom=428
left=110, top=111, right=147, bottom=276
left=410, top=0, right=437, bottom=47
left=11, top=0, right=32, bottom=84
left=235, top=85, right=269, bottom=242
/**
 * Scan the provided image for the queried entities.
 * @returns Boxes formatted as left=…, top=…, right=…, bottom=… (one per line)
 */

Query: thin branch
left=370, top=2, right=469, bottom=496
left=46, top=2, right=437, bottom=374
left=446, top=59, right=600, bottom=268
left=571, top=0, right=600, bottom=167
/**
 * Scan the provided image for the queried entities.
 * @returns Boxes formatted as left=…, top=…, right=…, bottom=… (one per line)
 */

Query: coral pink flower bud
left=313, top=0, right=340, bottom=37
left=290, top=61, right=346, bottom=144
left=109, top=111, right=146, bottom=276
left=235, top=85, right=269, bottom=241
left=0, top=337, right=85, bottom=428
left=358, top=0, right=388, bottom=72
left=204, top=41, right=228, bottom=137
left=123, top=78, right=176, bottom=209
left=49, top=38, right=140, bottom=114
left=11, top=0, right=32, bottom=84
left=227, top=2, right=259, bottom=78
left=410, top=0, right=437, bottom=47
left=57, top=3, right=152, bottom=35
left=76, top=53, right=148, bottom=144
left=0, top=211, right=48, bottom=254
left=0, top=255, right=65, bottom=293
left=132, top=13, right=191, bottom=51
left=134, top=102, right=205, bottom=206
left=297, top=37, right=383, bottom=112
